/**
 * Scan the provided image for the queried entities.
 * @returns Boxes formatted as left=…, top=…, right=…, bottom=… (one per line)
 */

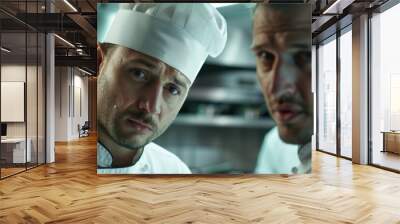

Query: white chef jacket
left=254, top=127, right=311, bottom=174
left=97, top=142, right=191, bottom=174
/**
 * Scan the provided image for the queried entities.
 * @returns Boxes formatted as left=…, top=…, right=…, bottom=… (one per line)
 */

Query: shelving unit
left=173, top=115, right=275, bottom=129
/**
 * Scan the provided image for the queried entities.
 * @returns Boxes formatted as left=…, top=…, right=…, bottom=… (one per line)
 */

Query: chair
left=78, top=121, right=90, bottom=138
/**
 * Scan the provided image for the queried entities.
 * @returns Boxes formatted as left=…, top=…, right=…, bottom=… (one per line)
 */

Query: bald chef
left=97, top=3, right=227, bottom=174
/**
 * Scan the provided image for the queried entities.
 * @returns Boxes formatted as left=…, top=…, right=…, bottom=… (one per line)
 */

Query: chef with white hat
left=97, top=3, right=227, bottom=174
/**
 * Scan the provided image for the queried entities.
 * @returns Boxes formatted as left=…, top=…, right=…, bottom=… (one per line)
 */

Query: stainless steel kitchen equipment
left=155, top=4, right=275, bottom=173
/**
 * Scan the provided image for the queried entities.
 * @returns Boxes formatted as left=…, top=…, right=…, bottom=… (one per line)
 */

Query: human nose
left=269, top=54, right=297, bottom=96
left=138, top=82, right=162, bottom=115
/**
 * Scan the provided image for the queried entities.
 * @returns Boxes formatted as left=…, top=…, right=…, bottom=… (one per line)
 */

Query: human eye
left=129, top=68, right=148, bottom=82
left=165, top=83, right=181, bottom=96
left=293, top=50, right=311, bottom=68
left=256, top=50, right=275, bottom=71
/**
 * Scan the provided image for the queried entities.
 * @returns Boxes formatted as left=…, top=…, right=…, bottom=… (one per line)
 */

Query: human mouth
left=273, top=104, right=304, bottom=124
left=126, top=118, right=153, bottom=132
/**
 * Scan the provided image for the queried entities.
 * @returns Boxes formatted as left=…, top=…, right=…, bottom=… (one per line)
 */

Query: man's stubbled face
left=252, top=5, right=313, bottom=145
left=97, top=45, right=190, bottom=150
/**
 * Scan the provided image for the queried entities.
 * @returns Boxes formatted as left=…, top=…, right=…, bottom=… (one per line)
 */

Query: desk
left=382, top=131, right=400, bottom=155
left=1, top=138, right=31, bottom=163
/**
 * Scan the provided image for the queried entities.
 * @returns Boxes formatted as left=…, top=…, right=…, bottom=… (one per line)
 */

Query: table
left=381, top=131, right=400, bottom=155
left=1, top=138, right=31, bottom=163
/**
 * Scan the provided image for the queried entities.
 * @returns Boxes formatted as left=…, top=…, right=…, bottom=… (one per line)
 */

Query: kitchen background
left=155, top=4, right=275, bottom=174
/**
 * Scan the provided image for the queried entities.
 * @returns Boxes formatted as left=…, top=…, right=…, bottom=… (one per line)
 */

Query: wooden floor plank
left=0, top=135, right=399, bottom=223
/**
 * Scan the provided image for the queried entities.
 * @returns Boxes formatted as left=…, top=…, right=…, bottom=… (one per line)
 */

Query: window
left=0, top=1, right=47, bottom=179
left=371, top=2, right=400, bottom=171
left=317, top=35, right=337, bottom=154
left=339, top=27, right=352, bottom=158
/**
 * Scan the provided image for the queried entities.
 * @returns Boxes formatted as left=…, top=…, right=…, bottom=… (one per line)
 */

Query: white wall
left=1, top=64, right=46, bottom=164
left=1, top=65, right=38, bottom=138
left=1, top=65, right=26, bottom=82
left=71, top=72, right=89, bottom=139
left=54, top=67, right=89, bottom=141
left=55, top=67, right=68, bottom=141
left=1, top=65, right=26, bottom=140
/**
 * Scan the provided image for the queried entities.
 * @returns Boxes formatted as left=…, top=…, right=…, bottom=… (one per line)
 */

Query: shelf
left=186, top=87, right=264, bottom=104
left=173, top=115, right=275, bottom=129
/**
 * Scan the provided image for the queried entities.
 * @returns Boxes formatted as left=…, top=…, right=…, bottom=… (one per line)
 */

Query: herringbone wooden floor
left=0, top=135, right=400, bottom=224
